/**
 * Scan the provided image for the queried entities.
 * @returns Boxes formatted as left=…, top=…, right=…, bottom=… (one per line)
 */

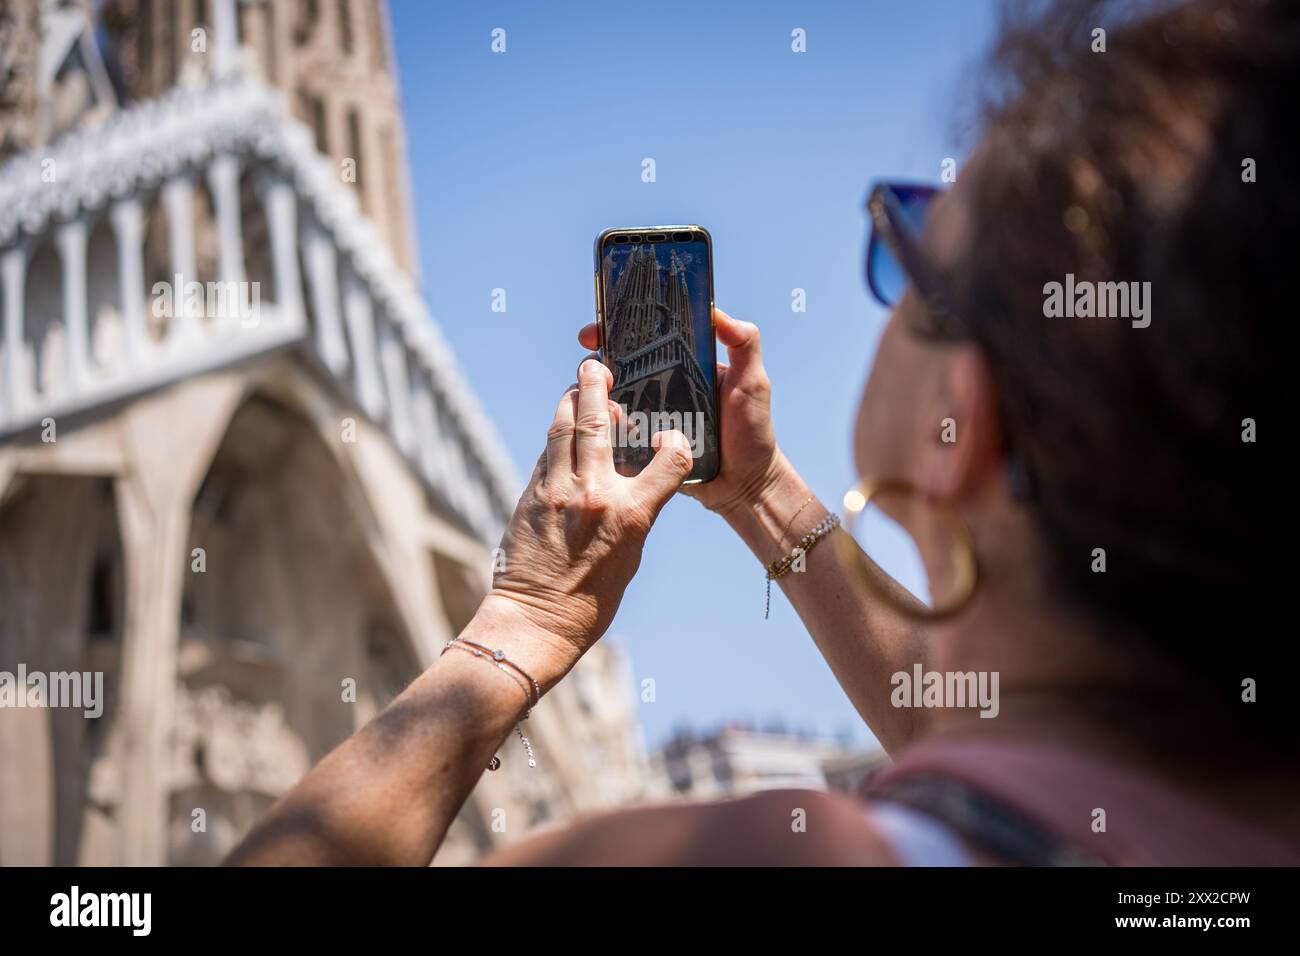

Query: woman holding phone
left=228, top=0, right=1298, bottom=866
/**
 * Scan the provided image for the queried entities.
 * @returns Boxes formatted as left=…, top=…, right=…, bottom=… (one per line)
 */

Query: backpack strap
left=864, top=735, right=1299, bottom=866
left=869, top=772, right=1108, bottom=866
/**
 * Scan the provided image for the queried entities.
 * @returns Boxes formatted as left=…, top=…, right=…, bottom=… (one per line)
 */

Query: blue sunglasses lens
left=867, top=187, right=938, bottom=307
left=867, top=230, right=906, bottom=307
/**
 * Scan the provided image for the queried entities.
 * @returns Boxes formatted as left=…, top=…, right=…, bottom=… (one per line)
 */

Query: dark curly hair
left=930, top=0, right=1293, bottom=733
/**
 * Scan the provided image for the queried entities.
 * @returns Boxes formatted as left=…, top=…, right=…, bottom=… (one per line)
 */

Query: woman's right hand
left=577, top=308, right=787, bottom=516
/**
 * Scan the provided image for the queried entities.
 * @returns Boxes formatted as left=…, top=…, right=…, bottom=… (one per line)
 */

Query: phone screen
left=596, top=230, right=720, bottom=483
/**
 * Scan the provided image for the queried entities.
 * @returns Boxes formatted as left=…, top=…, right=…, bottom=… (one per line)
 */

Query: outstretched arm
left=226, top=359, right=695, bottom=865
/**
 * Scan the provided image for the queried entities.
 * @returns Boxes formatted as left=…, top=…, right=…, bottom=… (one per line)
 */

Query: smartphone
left=593, top=226, right=721, bottom=484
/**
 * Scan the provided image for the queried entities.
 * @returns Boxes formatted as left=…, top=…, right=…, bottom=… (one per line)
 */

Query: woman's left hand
left=477, top=358, right=695, bottom=689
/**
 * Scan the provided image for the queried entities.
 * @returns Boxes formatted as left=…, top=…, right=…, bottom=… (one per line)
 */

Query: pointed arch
left=86, top=213, right=122, bottom=373
left=0, top=475, right=126, bottom=865
left=23, top=238, right=62, bottom=398
left=141, top=189, right=171, bottom=344
left=171, top=389, right=420, bottom=863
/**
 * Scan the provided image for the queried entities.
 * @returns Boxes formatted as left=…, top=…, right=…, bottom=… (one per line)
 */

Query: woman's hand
left=482, top=358, right=695, bottom=686
left=577, top=308, right=788, bottom=517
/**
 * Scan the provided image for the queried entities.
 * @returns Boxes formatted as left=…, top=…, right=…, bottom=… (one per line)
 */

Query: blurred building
left=649, top=725, right=887, bottom=800
left=0, top=0, right=648, bottom=866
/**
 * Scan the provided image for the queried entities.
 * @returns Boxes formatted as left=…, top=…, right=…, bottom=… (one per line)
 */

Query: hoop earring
left=836, top=478, right=979, bottom=622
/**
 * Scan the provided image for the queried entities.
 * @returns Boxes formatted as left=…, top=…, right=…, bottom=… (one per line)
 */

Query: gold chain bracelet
left=764, top=512, right=841, bottom=618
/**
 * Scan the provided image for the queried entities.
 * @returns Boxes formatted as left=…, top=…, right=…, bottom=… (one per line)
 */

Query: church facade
left=0, top=0, right=648, bottom=866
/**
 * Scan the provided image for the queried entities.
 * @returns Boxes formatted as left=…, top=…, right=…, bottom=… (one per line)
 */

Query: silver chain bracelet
left=440, top=638, right=540, bottom=770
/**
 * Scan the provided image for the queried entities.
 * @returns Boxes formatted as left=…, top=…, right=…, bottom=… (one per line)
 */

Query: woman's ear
left=918, top=345, right=1004, bottom=504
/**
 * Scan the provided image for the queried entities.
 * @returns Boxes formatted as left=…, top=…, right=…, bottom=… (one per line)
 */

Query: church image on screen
left=601, top=242, right=719, bottom=478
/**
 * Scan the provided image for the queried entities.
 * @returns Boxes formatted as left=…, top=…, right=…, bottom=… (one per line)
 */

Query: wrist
left=714, top=449, right=797, bottom=522
left=721, top=454, right=822, bottom=561
left=456, top=594, right=583, bottom=695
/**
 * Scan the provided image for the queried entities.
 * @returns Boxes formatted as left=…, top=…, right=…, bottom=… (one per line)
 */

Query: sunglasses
left=865, top=181, right=953, bottom=322
left=863, top=180, right=1036, bottom=503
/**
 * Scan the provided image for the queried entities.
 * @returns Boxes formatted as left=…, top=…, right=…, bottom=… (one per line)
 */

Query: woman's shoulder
left=482, top=787, right=906, bottom=866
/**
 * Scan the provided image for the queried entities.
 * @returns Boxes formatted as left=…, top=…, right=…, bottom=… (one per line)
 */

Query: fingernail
left=580, top=359, right=601, bottom=380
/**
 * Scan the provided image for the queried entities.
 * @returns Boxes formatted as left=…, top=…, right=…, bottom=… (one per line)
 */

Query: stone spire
left=100, top=0, right=420, bottom=279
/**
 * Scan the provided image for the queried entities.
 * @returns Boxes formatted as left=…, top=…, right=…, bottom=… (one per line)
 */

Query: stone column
left=56, top=216, right=90, bottom=392
left=262, top=176, right=305, bottom=330
left=113, top=476, right=189, bottom=865
left=301, top=213, right=350, bottom=374
left=377, top=315, right=414, bottom=454
left=438, top=402, right=469, bottom=518
left=110, top=197, right=148, bottom=366
left=2, top=246, right=27, bottom=422
left=212, top=0, right=239, bottom=79
left=207, top=153, right=245, bottom=328
left=112, top=376, right=243, bottom=865
left=410, top=366, right=448, bottom=492
left=461, top=456, right=490, bottom=539
left=341, top=267, right=386, bottom=419
left=161, top=174, right=200, bottom=342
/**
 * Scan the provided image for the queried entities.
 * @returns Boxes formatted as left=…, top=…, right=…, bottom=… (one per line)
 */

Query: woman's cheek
left=854, top=349, right=905, bottom=480
left=854, top=310, right=934, bottom=482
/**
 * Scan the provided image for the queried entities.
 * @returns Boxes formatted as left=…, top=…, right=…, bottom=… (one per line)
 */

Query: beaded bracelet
left=440, top=637, right=539, bottom=770
left=764, top=512, right=841, bottom=618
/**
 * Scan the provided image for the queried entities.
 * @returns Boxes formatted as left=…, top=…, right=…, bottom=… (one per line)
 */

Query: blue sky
left=391, top=0, right=999, bottom=749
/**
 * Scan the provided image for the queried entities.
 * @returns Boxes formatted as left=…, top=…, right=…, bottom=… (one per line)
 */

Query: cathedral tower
left=100, top=0, right=419, bottom=278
